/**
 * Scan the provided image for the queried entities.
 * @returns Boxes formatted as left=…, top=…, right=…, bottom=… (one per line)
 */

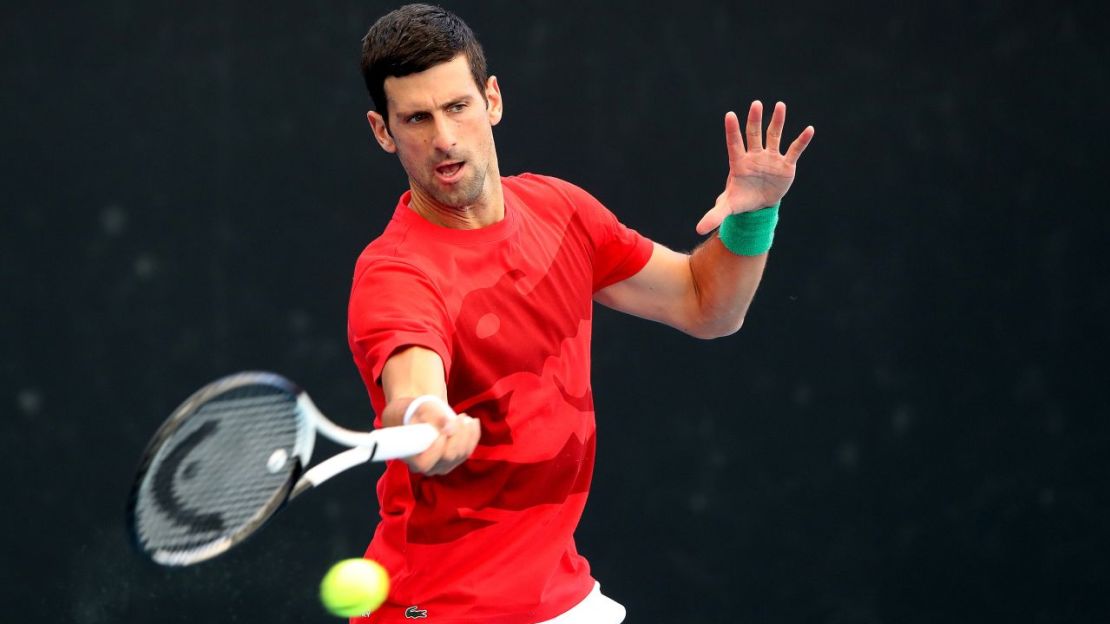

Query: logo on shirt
left=405, top=605, right=428, bottom=619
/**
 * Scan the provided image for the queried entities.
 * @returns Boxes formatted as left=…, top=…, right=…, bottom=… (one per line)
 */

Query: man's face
left=368, top=54, right=502, bottom=210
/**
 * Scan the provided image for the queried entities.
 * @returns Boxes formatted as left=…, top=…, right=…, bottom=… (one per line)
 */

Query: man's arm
left=595, top=100, right=814, bottom=338
left=380, top=345, right=480, bottom=475
left=594, top=239, right=767, bottom=339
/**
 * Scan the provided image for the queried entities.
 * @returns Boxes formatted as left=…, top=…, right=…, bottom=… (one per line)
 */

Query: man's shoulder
left=505, top=172, right=580, bottom=196
left=504, top=173, right=603, bottom=217
left=355, top=219, right=407, bottom=263
left=351, top=218, right=431, bottom=287
left=350, top=249, right=437, bottom=304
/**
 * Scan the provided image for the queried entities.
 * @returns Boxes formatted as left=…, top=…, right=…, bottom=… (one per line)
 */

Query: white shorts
left=536, top=582, right=626, bottom=624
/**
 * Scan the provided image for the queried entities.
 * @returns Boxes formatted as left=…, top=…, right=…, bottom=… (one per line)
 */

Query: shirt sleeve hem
left=363, top=332, right=453, bottom=392
left=592, top=233, right=654, bottom=292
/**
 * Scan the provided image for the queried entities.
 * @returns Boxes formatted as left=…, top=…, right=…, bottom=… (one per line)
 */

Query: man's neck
left=408, top=178, right=505, bottom=230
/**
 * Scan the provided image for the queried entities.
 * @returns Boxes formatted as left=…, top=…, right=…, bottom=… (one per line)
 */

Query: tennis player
left=347, top=4, right=813, bottom=623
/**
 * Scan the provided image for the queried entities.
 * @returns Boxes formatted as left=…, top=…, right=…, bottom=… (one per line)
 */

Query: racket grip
left=370, top=423, right=440, bottom=460
left=293, top=423, right=439, bottom=499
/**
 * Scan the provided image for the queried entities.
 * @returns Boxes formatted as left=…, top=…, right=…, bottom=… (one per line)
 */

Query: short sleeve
left=553, top=180, right=653, bottom=291
left=347, top=258, right=454, bottom=400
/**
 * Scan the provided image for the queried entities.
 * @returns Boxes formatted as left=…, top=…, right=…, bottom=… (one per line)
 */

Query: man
left=347, top=5, right=813, bottom=623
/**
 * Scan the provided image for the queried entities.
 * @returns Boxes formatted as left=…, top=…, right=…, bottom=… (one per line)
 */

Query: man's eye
left=407, top=113, right=428, bottom=123
left=449, top=103, right=466, bottom=113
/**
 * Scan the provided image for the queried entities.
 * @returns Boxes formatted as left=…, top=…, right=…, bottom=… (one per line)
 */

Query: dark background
left=4, top=1, right=1108, bottom=622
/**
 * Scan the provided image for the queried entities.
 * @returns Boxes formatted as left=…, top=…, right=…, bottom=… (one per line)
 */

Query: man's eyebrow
left=392, top=95, right=476, bottom=118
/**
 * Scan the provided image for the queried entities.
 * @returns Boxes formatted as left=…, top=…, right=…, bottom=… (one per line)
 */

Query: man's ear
left=486, top=76, right=503, bottom=126
left=367, top=110, right=397, bottom=153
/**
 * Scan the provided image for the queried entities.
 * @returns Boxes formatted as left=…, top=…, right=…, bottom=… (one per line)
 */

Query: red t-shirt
left=346, top=174, right=652, bottom=623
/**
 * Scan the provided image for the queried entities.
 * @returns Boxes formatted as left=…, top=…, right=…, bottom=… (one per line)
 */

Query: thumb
left=696, top=202, right=732, bottom=236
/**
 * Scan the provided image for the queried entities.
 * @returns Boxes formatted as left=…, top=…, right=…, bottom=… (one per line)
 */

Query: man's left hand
left=696, top=100, right=814, bottom=235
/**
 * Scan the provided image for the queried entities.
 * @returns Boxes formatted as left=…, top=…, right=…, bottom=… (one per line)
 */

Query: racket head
left=126, top=372, right=316, bottom=566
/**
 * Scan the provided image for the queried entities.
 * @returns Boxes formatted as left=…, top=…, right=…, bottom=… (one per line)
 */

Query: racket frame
left=126, top=372, right=445, bottom=566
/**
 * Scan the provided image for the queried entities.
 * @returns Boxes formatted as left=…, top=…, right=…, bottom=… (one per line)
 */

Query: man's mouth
left=435, top=161, right=465, bottom=182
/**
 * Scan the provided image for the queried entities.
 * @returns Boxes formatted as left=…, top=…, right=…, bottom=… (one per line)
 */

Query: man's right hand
left=381, top=396, right=480, bottom=476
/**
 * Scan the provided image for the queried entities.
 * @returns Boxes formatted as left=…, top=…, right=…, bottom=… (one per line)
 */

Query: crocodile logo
left=405, top=605, right=428, bottom=619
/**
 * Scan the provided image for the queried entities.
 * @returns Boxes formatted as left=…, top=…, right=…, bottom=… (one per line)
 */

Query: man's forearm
left=686, top=235, right=769, bottom=339
left=380, top=345, right=449, bottom=427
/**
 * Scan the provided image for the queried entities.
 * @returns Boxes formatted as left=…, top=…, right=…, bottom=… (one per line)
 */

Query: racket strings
left=133, top=385, right=305, bottom=565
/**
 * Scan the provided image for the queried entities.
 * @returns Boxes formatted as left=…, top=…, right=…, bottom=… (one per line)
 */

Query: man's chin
left=430, top=181, right=483, bottom=209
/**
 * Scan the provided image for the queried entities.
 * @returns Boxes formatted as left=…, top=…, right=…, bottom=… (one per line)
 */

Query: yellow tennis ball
left=319, top=558, right=390, bottom=618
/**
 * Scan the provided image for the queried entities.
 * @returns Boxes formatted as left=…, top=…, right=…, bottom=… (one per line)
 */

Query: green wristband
left=718, top=202, right=780, bottom=256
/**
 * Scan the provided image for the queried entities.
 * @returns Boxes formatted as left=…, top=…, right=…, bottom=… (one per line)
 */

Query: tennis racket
left=126, top=371, right=450, bottom=566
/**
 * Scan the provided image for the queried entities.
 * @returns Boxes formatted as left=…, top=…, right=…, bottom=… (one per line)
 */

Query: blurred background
left=3, top=1, right=1108, bottom=622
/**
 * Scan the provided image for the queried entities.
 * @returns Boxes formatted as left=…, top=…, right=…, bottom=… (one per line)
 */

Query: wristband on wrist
left=402, top=395, right=455, bottom=426
left=717, top=201, right=780, bottom=256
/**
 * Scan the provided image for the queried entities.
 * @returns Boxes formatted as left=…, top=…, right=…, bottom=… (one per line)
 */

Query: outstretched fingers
left=745, top=100, right=764, bottom=153
left=765, top=101, right=787, bottom=153
left=696, top=191, right=731, bottom=235
left=784, top=125, right=816, bottom=166
left=724, top=110, right=744, bottom=161
left=706, top=101, right=815, bottom=235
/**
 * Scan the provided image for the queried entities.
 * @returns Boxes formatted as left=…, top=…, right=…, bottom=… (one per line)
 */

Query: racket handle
left=369, top=423, right=440, bottom=460
left=292, top=423, right=440, bottom=499
left=303, top=393, right=451, bottom=451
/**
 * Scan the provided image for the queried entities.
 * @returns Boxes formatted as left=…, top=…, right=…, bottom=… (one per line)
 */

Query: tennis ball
left=319, top=558, right=390, bottom=618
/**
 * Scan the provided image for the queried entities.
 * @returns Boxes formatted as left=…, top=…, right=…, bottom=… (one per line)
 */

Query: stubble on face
left=405, top=142, right=491, bottom=211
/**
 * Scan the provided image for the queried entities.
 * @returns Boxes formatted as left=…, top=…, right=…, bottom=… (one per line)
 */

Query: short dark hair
left=360, top=4, right=488, bottom=125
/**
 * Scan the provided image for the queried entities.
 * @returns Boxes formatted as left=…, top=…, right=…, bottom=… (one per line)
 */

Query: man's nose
left=431, top=115, right=456, bottom=153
